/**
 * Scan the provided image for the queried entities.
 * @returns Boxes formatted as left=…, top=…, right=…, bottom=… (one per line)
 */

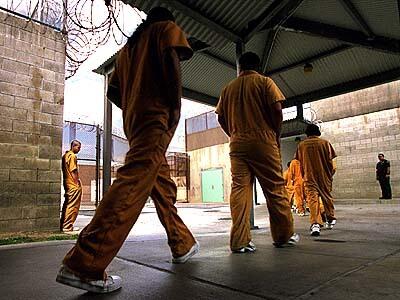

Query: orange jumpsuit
left=283, top=168, right=295, bottom=207
left=62, top=21, right=196, bottom=280
left=289, top=159, right=305, bottom=214
left=295, top=136, right=337, bottom=226
left=216, top=71, right=294, bottom=250
left=60, top=150, right=82, bottom=231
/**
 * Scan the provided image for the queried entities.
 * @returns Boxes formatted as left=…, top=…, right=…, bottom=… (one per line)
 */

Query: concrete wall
left=311, top=81, right=400, bottom=199
left=0, top=12, right=65, bottom=232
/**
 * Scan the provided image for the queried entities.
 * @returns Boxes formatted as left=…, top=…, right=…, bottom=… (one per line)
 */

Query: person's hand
left=386, top=174, right=390, bottom=178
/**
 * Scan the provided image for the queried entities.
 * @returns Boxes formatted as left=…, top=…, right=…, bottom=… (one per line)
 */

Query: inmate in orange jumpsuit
left=295, top=136, right=337, bottom=226
left=60, top=150, right=82, bottom=231
left=283, top=164, right=295, bottom=207
left=62, top=21, right=196, bottom=280
left=289, top=159, right=305, bottom=215
left=216, top=71, right=294, bottom=250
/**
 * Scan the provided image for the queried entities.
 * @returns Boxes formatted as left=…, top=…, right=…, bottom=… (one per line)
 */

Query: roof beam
left=182, top=88, right=218, bottom=106
left=198, top=50, right=236, bottom=70
left=261, top=29, right=279, bottom=74
left=266, top=45, right=352, bottom=76
left=243, top=0, right=304, bottom=42
left=167, top=0, right=242, bottom=43
left=280, top=17, right=400, bottom=55
left=338, top=0, right=374, bottom=37
left=283, top=67, right=400, bottom=107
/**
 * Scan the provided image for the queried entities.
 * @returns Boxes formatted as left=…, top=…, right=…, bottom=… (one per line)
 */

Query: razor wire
left=0, top=0, right=142, bottom=78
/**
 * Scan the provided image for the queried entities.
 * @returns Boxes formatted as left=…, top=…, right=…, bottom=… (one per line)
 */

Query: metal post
left=103, top=74, right=112, bottom=196
left=235, top=41, right=244, bottom=76
left=297, top=104, right=304, bottom=120
left=95, top=125, right=100, bottom=207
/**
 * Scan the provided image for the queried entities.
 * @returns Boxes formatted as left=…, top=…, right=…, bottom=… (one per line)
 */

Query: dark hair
left=128, top=7, right=175, bottom=48
left=305, top=123, right=321, bottom=137
left=70, top=140, right=81, bottom=148
left=287, top=161, right=291, bottom=168
left=239, top=52, right=260, bottom=71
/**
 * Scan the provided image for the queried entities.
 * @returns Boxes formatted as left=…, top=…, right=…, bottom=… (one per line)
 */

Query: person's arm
left=386, top=166, right=390, bottom=177
left=71, top=170, right=80, bottom=186
left=217, top=115, right=230, bottom=137
left=332, top=158, right=337, bottom=176
left=162, top=47, right=182, bottom=130
left=270, top=101, right=283, bottom=147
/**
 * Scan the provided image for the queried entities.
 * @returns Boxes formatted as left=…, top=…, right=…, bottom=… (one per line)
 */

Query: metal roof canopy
left=118, top=0, right=400, bottom=108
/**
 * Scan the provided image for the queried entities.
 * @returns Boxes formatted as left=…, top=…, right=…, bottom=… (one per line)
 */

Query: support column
left=103, top=74, right=112, bottom=196
left=235, top=41, right=245, bottom=76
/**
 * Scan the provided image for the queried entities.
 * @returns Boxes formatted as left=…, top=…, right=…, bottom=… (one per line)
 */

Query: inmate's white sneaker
left=273, top=233, right=300, bottom=248
left=326, top=219, right=336, bottom=230
left=56, top=265, right=122, bottom=294
left=172, top=241, right=200, bottom=263
left=232, top=241, right=257, bottom=253
left=310, top=224, right=321, bottom=236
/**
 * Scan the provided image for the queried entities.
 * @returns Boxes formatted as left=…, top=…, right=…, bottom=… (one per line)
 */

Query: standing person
left=60, top=140, right=82, bottom=232
left=216, top=52, right=299, bottom=252
left=376, top=153, right=392, bottom=199
left=283, top=161, right=295, bottom=209
left=295, top=123, right=337, bottom=236
left=289, top=159, right=305, bottom=216
left=56, top=7, right=198, bottom=293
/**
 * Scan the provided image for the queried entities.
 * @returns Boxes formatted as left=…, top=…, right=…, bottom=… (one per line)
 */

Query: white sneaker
left=326, top=219, right=336, bottom=230
left=232, top=241, right=257, bottom=253
left=310, top=224, right=321, bottom=236
left=56, top=265, right=122, bottom=294
left=273, top=233, right=300, bottom=248
left=172, top=241, right=200, bottom=263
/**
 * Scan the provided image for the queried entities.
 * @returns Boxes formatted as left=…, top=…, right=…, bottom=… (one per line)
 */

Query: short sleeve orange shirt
left=215, top=71, right=285, bottom=139
left=62, top=150, right=79, bottom=188
left=108, top=21, right=193, bottom=138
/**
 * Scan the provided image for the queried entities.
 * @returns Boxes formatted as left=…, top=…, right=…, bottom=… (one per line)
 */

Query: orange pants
left=286, top=186, right=295, bottom=206
left=60, top=186, right=82, bottom=231
left=293, top=184, right=305, bottom=213
left=62, top=129, right=195, bottom=280
left=229, top=138, right=294, bottom=250
left=304, top=182, right=335, bottom=225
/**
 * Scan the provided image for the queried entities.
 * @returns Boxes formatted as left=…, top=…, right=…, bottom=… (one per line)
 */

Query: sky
left=61, top=1, right=213, bottom=152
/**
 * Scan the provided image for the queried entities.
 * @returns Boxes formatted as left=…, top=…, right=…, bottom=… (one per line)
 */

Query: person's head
left=146, top=7, right=175, bottom=23
left=128, top=6, right=175, bottom=47
left=239, top=52, right=260, bottom=72
left=305, top=123, right=321, bottom=137
left=378, top=153, right=385, bottom=161
left=70, top=140, right=81, bottom=154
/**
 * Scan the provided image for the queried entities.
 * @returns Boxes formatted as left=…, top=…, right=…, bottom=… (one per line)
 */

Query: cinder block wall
left=311, top=81, right=400, bottom=199
left=0, top=12, right=65, bottom=232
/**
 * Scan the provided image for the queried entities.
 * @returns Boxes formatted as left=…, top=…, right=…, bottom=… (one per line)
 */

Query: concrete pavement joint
left=295, top=247, right=400, bottom=299
left=114, top=256, right=279, bottom=300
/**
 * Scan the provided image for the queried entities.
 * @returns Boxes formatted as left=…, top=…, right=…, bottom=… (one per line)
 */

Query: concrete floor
left=1, top=201, right=399, bottom=299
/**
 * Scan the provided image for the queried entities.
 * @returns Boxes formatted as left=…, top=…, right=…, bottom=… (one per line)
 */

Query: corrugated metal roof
left=267, top=31, right=343, bottom=71
left=273, top=47, right=400, bottom=98
left=181, top=53, right=236, bottom=97
left=107, top=0, right=400, bottom=107
left=294, top=0, right=358, bottom=30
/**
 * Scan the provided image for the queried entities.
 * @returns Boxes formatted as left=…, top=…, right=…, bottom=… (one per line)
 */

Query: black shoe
left=379, top=197, right=384, bottom=199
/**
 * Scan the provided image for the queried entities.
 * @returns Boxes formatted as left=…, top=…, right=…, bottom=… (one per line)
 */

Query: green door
left=201, top=168, right=224, bottom=203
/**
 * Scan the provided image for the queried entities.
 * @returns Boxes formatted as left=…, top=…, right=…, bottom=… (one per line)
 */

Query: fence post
left=95, top=125, right=101, bottom=207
